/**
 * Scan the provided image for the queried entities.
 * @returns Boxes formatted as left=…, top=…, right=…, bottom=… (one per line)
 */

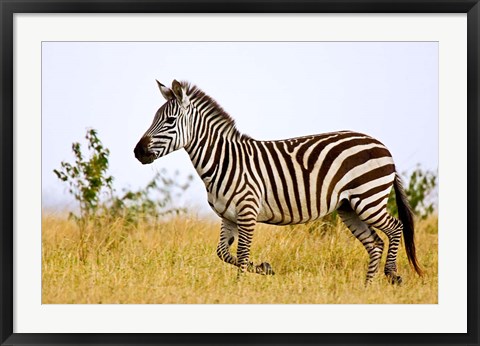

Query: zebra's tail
left=393, top=173, right=424, bottom=276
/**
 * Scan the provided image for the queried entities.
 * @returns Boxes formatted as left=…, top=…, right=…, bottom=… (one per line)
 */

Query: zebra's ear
left=157, top=80, right=174, bottom=101
left=171, top=79, right=190, bottom=108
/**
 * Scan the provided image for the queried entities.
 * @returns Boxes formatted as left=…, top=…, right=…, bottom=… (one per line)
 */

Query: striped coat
left=134, top=80, right=422, bottom=284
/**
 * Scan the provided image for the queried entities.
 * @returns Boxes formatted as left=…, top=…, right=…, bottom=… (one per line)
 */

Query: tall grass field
left=42, top=213, right=437, bottom=304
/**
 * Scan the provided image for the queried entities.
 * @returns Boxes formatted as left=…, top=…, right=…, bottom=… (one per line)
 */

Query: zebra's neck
left=183, top=84, right=251, bottom=184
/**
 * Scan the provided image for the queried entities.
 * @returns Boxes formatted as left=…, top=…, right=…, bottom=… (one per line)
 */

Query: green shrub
left=388, top=166, right=437, bottom=219
left=54, top=128, right=192, bottom=229
left=108, top=170, right=192, bottom=226
left=53, top=128, right=114, bottom=225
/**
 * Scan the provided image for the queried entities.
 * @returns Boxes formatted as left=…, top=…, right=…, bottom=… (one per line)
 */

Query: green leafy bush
left=108, top=170, right=192, bottom=226
left=54, top=128, right=192, bottom=229
left=388, top=166, right=437, bottom=219
left=53, top=129, right=114, bottom=225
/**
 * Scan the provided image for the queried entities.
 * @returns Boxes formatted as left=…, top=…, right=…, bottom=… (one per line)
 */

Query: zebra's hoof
left=258, top=262, right=275, bottom=275
left=387, top=274, right=403, bottom=285
left=393, top=276, right=403, bottom=285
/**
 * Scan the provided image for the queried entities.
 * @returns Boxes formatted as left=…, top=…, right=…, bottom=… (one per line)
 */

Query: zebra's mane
left=183, top=82, right=251, bottom=140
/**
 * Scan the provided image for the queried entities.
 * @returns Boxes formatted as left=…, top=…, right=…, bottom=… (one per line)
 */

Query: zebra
left=134, top=79, right=423, bottom=284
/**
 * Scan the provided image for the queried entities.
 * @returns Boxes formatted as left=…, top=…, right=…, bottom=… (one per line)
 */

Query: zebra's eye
left=165, top=116, right=176, bottom=124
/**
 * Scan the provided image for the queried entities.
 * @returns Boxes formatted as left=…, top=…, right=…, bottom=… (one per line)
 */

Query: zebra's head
left=134, top=80, right=191, bottom=164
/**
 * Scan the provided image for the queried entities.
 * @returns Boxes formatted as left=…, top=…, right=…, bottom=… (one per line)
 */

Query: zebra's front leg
left=216, top=219, right=238, bottom=266
left=216, top=218, right=274, bottom=275
left=236, top=210, right=274, bottom=276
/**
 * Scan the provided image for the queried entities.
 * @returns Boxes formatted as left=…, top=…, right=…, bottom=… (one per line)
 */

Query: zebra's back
left=253, top=131, right=396, bottom=225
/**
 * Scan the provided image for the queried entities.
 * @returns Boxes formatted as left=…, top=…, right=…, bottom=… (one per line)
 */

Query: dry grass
left=42, top=213, right=437, bottom=304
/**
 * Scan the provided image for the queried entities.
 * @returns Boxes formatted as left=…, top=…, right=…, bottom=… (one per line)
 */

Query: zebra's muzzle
left=134, top=136, right=156, bottom=164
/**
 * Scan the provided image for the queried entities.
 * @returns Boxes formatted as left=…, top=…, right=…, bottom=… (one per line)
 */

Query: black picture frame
left=1, top=1, right=478, bottom=345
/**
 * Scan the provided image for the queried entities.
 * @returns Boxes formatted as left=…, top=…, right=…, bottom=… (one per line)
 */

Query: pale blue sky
left=42, top=42, right=438, bottom=216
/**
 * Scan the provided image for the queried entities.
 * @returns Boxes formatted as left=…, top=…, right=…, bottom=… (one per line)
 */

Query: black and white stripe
left=134, top=80, right=423, bottom=284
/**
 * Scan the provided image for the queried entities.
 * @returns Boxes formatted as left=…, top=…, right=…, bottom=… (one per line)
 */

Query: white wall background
left=42, top=41, right=438, bottom=216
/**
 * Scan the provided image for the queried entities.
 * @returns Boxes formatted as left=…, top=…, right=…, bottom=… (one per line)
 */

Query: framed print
left=1, top=1, right=479, bottom=345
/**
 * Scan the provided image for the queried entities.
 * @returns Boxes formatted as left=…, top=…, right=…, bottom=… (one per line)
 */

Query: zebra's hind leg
left=216, top=218, right=274, bottom=275
left=367, top=214, right=404, bottom=285
left=337, top=203, right=384, bottom=285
